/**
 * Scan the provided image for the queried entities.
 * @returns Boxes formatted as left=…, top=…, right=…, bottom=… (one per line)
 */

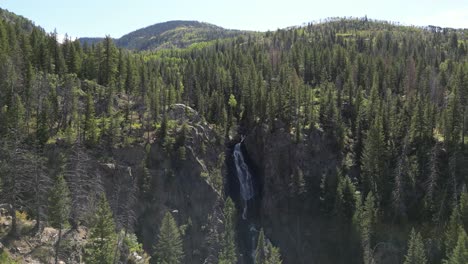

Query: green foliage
left=0, top=250, right=19, bottom=264
left=99, top=36, right=118, bottom=87
left=124, top=233, right=144, bottom=254
left=124, top=232, right=150, bottom=263
left=460, top=190, right=468, bottom=231
left=446, top=205, right=463, bottom=256
left=255, top=229, right=267, bottom=264
left=335, top=173, right=356, bottom=221
left=228, top=94, right=237, bottom=109
left=404, top=228, right=427, bottom=264
left=219, top=198, right=237, bottom=264
left=255, top=229, right=282, bottom=264
left=48, top=173, right=71, bottom=228
left=361, top=113, right=386, bottom=202
left=48, top=173, right=71, bottom=264
left=359, top=192, right=377, bottom=264
left=84, top=195, right=118, bottom=264
left=153, top=212, right=184, bottom=264
left=444, top=230, right=468, bottom=264
left=114, top=20, right=248, bottom=51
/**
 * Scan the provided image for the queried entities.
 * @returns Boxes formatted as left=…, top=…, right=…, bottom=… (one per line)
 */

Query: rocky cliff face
left=243, top=122, right=340, bottom=263
left=62, top=104, right=226, bottom=263
left=1, top=104, right=227, bottom=264
left=2, top=105, right=345, bottom=263
left=134, top=104, right=225, bottom=263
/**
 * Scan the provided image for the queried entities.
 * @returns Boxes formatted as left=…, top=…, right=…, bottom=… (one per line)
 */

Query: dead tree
left=64, top=144, right=103, bottom=229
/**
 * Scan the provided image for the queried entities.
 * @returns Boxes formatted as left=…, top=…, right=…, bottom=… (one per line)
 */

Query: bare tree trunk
left=462, top=106, right=465, bottom=149
left=8, top=204, right=17, bottom=237
left=55, top=227, right=62, bottom=264
left=33, top=156, right=42, bottom=234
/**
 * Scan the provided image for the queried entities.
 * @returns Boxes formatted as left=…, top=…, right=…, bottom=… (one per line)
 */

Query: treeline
left=0, top=10, right=467, bottom=263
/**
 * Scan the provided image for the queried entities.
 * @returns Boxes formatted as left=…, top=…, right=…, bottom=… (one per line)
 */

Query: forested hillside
left=0, top=8, right=467, bottom=264
left=80, top=20, right=249, bottom=51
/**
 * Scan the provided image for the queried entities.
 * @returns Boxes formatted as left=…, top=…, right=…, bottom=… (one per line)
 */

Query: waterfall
left=233, top=143, right=254, bottom=220
left=233, top=141, right=260, bottom=264
left=249, top=224, right=259, bottom=260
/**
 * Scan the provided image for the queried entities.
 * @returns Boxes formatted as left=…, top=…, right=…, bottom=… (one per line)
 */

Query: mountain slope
left=0, top=8, right=43, bottom=33
left=116, top=20, right=248, bottom=50
left=80, top=20, right=249, bottom=51
left=78, top=37, right=105, bottom=46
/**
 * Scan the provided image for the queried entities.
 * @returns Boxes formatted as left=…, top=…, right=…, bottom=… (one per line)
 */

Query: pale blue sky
left=0, top=0, right=467, bottom=39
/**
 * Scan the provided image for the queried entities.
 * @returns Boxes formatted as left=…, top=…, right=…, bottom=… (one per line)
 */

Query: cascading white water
left=249, top=224, right=259, bottom=260
left=233, top=141, right=262, bottom=263
left=233, top=143, right=254, bottom=220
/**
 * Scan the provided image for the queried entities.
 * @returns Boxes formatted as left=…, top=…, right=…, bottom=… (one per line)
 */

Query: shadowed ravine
left=231, top=141, right=261, bottom=263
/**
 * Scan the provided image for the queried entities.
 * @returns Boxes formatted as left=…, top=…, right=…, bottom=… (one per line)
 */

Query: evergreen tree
left=460, top=190, right=468, bottom=231
left=49, top=31, right=67, bottom=75
left=266, top=244, right=283, bottom=264
left=153, top=211, right=184, bottom=264
left=255, top=229, right=282, bottom=264
left=404, top=228, right=427, bottom=264
left=219, top=198, right=237, bottom=264
left=48, top=173, right=71, bottom=264
left=361, top=192, right=377, bottom=264
left=444, top=230, right=468, bottom=264
left=446, top=205, right=463, bottom=256
left=255, top=229, right=267, bottom=264
left=361, top=112, right=386, bottom=201
left=335, top=173, right=357, bottom=221
left=98, top=36, right=117, bottom=87
left=84, top=195, right=118, bottom=264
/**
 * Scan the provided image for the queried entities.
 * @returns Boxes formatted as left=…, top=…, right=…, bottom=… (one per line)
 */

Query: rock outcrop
left=243, top=122, right=339, bottom=263
left=133, top=104, right=225, bottom=263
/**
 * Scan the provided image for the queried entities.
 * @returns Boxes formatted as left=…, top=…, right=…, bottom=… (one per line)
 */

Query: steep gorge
left=69, top=104, right=227, bottom=263
left=227, top=140, right=262, bottom=263
left=241, top=122, right=345, bottom=263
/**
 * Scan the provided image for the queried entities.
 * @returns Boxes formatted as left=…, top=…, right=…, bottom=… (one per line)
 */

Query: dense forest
left=0, top=7, right=468, bottom=264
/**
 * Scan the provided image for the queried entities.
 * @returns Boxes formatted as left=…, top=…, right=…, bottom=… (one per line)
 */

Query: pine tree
left=98, top=36, right=117, bottom=87
left=50, top=31, right=67, bottom=75
left=153, top=211, right=183, bottom=264
left=444, top=81, right=462, bottom=151
left=446, top=205, right=463, bottom=256
left=335, top=173, right=357, bottom=221
left=404, top=228, right=427, bottom=264
left=361, top=192, right=377, bottom=264
left=460, top=190, right=468, bottom=231
left=444, top=230, right=468, bottom=264
left=84, top=195, right=118, bottom=264
left=361, top=111, right=386, bottom=201
left=335, top=173, right=359, bottom=258
left=125, top=55, right=136, bottom=94
left=255, top=229, right=282, bottom=264
left=48, top=173, right=71, bottom=264
left=255, top=229, right=267, bottom=264
left=266, top=244, right=282, bottom=264
left=219, top=198, right=237, bottom=264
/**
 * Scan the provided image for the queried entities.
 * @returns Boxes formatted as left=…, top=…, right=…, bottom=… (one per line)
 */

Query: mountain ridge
left=80, top=20, right=250, bottom=51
